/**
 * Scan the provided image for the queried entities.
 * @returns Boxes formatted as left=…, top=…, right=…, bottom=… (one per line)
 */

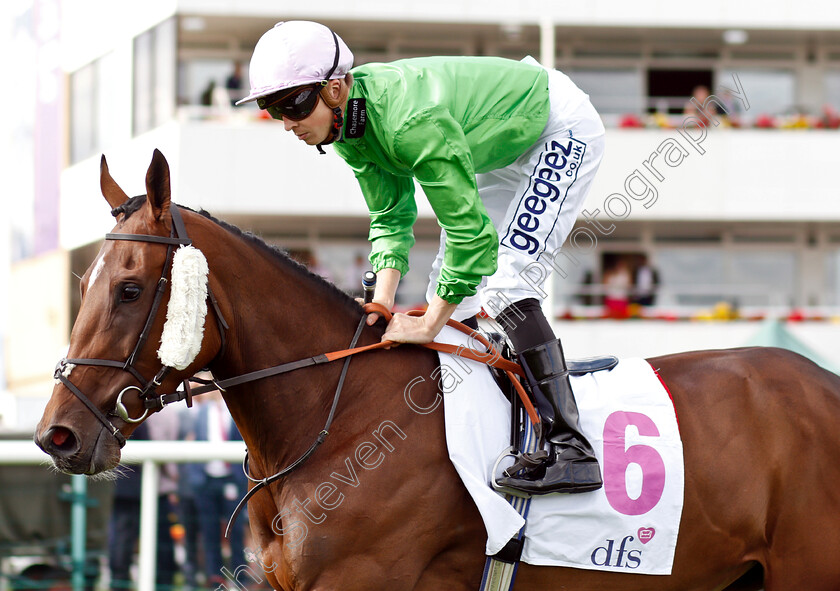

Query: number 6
left=602, top=411, right=666, bottom=516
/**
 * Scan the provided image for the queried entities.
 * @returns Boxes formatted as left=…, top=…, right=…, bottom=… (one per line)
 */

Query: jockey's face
left=280, top=96, right=335, bottom=146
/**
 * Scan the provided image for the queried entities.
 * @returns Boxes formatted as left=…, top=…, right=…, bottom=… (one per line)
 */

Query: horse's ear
left=100, top=154, right=130, bottom=210
left=144, top=149, right=171, bottom=222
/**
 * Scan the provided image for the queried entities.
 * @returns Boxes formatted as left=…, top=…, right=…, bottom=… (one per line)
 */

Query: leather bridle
left=53, top=200, right=533, bottom=538
left=53, top=205, right=227, bottom=448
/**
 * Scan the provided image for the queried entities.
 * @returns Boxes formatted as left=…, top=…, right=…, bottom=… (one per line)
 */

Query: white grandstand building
left=6, top=0, right=840, bottom=427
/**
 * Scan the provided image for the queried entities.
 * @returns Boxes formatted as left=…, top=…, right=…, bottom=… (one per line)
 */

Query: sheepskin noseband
left=157, top=245, right=209, bottom=370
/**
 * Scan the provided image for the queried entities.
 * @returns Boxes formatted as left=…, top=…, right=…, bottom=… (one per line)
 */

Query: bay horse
left=35, top=150, right=840, bottom=590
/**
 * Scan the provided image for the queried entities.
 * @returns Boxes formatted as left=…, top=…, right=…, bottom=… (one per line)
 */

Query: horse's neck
left=201, top=225, right=370, bottom=470
left=212, top=233, right=361, bottom=364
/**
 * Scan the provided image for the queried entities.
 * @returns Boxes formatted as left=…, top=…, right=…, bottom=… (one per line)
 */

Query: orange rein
left=322, top=304, right=541, bottom=428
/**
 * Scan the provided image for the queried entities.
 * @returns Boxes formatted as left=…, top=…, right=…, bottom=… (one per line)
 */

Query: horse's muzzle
left=34, top=423, right=119, bottom=474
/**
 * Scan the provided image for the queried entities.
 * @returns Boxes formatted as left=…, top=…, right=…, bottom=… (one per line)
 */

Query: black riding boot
left=496, top=339, right=602, bottom=495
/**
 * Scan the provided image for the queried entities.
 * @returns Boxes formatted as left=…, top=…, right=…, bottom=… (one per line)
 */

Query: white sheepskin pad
left=157, top=245, right=209, bottom=370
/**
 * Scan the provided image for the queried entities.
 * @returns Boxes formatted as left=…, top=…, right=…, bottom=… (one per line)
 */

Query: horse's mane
left=195, top=208, right=365, bottom=316
left=116, top=195, right=364, bottom=317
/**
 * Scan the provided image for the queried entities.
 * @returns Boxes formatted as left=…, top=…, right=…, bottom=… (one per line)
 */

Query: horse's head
left=35, top=150, right=222, bottom=474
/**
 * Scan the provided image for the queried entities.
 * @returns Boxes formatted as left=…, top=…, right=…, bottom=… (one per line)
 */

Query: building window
left=656, top=247, right=796, bottom=307
left=178, top=58, right=238, bottom=106
left=824, top=249, right=840, bottom=306
left=824, top=70, right=840, bottom=110
left=719, top=68, right=795, bottom=121
left=728, top=250, right=796, bottom=307
left=647, top=68, right=713, bottom=114
left=646, top=248, right=724, bottom=306
left=68, top=51, right=121, bottom=164
left=133, top=17, right=176, bottom=136
left=567, top=68, right=645, bottom=116
left=69, top=61, right=96, bottom=163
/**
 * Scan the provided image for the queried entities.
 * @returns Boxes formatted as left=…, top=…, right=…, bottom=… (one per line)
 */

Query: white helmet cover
left=236, top=21, right=353, bottom=106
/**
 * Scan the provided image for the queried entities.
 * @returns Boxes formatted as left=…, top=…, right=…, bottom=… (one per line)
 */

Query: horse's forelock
left=110, top=194, right=147, bottom=220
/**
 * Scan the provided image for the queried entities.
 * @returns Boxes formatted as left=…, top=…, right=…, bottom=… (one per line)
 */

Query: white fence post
left=137, top=460, right=160, bottom=591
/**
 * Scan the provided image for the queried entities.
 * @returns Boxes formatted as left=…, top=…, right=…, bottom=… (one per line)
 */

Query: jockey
left=237, top=21, right=606, bottom=496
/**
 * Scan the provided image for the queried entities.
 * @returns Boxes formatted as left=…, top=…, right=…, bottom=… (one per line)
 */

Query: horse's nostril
left=46, top=427, right=77, bottom=455
left=52, top=428, right=70, bottom=447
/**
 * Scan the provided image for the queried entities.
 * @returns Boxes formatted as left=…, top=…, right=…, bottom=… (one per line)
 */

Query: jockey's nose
left=283, top=116, right=296, bottom=131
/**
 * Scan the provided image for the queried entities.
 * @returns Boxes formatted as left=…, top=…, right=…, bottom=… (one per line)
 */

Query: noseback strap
left=54, top=361, right=127, bottom=448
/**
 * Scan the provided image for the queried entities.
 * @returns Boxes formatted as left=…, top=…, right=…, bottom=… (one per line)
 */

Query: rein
left=222, top=310, right=369, bottom=536
left=209, top=303, right=537, bottom=537
left=179, top=305, right=526, bottom=398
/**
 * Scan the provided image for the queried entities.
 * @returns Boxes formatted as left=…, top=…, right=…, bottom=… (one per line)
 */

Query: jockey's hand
left=382, top=312, right=438, bottom=345
left=382, top=295, right=458, bottom=345
left=363, top=268, right=400, bottom=326
left=358, top=297, right=393, bottom=326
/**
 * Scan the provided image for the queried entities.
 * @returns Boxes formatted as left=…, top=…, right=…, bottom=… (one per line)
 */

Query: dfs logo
left=590, top=527, right=655, bottom=569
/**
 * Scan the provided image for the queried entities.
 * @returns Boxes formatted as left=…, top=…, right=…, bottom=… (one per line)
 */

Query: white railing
left=0, top=440, right=247, bottom=591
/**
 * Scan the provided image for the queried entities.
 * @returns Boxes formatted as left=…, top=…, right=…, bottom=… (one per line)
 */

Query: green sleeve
left=341, top=150, right=417, bottom=276
left=393, top=108, right=498, bottom=303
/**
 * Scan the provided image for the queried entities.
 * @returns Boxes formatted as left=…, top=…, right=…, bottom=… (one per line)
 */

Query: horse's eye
left=120, top=284, right=142, bottom=303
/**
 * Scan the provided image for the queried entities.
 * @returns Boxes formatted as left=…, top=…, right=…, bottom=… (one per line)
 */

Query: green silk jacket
left=332, top=56, right=550, bottom=303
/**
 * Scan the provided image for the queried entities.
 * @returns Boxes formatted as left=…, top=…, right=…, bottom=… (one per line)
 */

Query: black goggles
left=258, top=83, right=324, bottom=121
left=256, top=29, right=341, bottom=122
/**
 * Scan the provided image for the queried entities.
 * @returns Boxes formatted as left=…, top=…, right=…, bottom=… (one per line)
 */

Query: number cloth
left=435, top=325, right=685, bottom=575
left=333, top=56, right=604, bottom=315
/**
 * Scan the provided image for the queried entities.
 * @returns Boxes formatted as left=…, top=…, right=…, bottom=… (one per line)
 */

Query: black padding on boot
left=519, top=339, right=570, bottom=383
left=496, top=298, right=555, bottom=353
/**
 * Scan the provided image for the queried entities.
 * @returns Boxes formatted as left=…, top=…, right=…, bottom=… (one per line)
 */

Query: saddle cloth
left=434, top=326, right=685, bottom=575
